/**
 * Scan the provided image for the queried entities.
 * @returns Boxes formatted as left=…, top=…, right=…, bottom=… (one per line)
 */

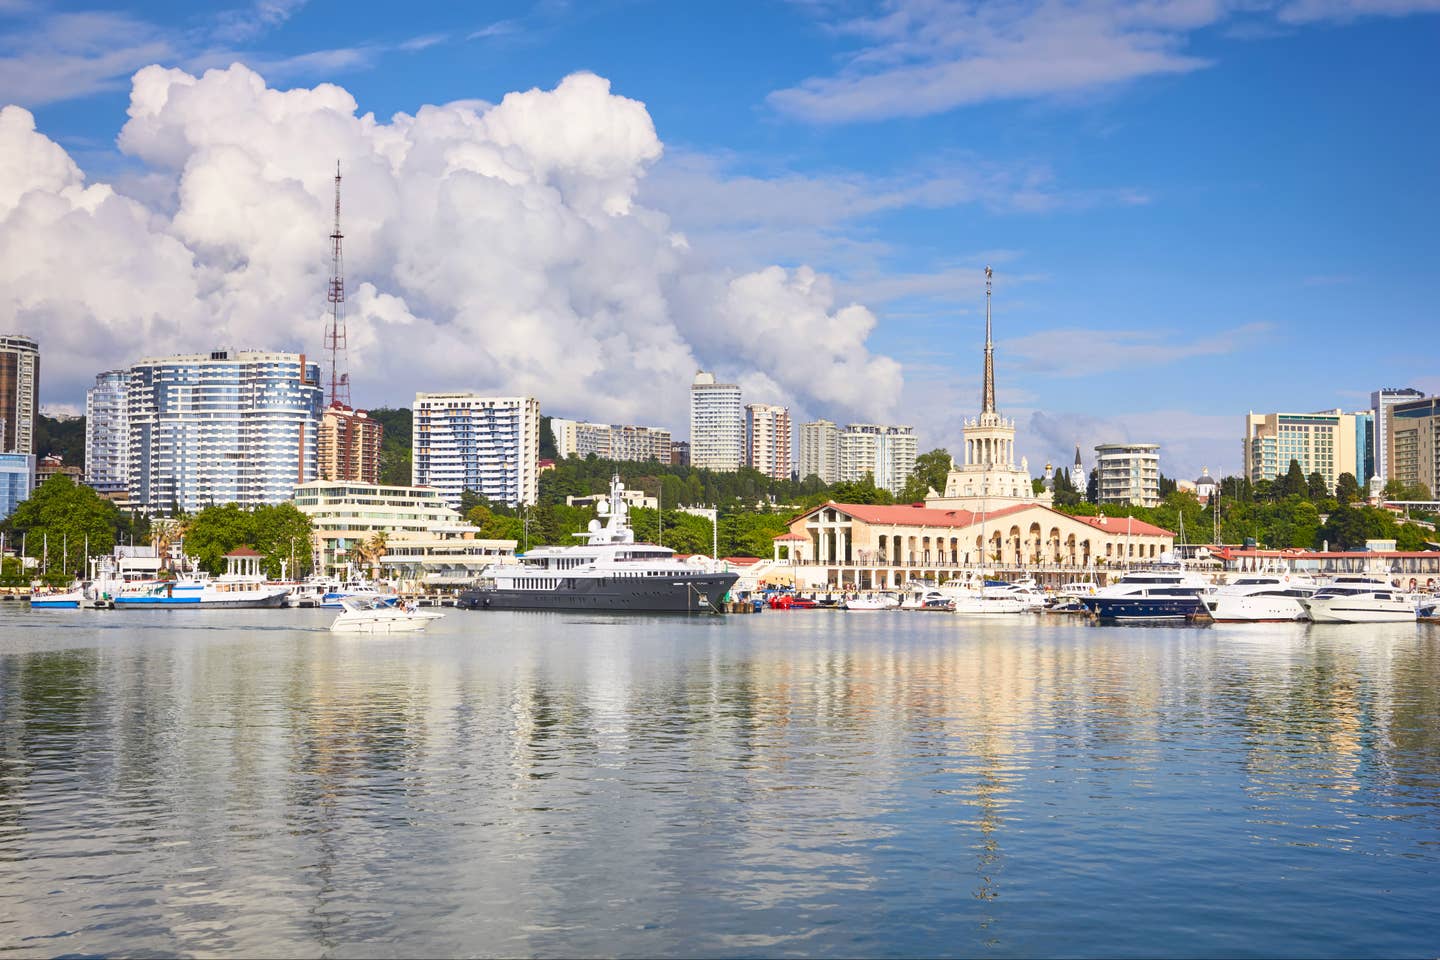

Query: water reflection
left=0, top=609, right=1438, bottom=957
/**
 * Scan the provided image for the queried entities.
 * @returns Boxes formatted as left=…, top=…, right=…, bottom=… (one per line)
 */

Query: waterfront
left=2, top=609, right=1439, bottom=958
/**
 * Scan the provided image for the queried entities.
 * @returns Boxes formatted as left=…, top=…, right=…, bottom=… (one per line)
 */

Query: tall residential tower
left=412, top=393, right=541, bottom=508
left=0, top=334, right=39, bottom=454
left=689, top=372, right=743, bottom=471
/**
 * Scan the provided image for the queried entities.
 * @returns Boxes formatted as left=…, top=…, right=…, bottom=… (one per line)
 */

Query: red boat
left=769, top=594, right=818, bottom=609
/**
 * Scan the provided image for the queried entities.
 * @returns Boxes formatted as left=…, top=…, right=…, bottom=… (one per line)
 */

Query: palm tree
left=149, top=518, right=189, bottom=573
left=351, top=531, right=388, bottom=580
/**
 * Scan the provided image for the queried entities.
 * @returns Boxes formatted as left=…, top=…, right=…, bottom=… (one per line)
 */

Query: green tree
left=367, top=407, right=413, bottom=486
left=5, top=475, right=116, bottom=578
left=34, top=414, right=87, bottom=467
left=1383, top=478, right=1433, bottom=502
left=1335, top=472, right=1362, bottom=505
left=1281, top=459, right=1307, bottom=499
left=899, top=449, right=952, bottom=502
left=826, top=473, right=894, bottom=505
left=1052, top=467, right=1083, bottom=507
left=181, top=502, right=316, bottom=576
left=1306, top=471, right=1327, bottom=502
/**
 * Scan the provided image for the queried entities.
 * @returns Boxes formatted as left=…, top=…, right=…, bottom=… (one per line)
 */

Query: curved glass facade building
left=126, top=350, right=323, bottom=512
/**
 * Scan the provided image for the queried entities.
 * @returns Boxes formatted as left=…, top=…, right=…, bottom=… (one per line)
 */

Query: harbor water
left=2, top=607, right=1438, bottom=957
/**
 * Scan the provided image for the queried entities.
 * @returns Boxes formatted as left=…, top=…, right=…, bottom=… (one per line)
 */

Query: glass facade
left=127, top=351, right=323, bottom=512
left=412, top=394, right=540, bottom=508
left=0, top=452, right=34, bottom=519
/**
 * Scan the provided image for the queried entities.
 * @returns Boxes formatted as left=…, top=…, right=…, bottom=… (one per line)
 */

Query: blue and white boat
left=114, top=548, right=289, bottom=610
left=29, top=587, right=84, bottom=609
left=1085, top=568, right=1211, bottom=621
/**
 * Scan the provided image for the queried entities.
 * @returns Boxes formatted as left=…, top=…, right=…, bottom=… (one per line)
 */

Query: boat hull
left=115, top=591, right=290, bottom=609
left=1206, top=596, right=1308, bottom=622
left=1087, top=595, right=1207, bottom=621
left=459, top=573, right=738, bottom=613
left=331, top=613, right=442, bottom=633
left=1303, top=600, right=1416, bottom=624
left=29, top=595, right=82, bottom=609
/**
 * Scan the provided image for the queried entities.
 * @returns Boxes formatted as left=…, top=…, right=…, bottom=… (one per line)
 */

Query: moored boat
left=1205, top=573, right=1317, bottom=622
left=1085, top=567, right=1211, bottom=621
left=1301, top=577, right=1417, bottom=624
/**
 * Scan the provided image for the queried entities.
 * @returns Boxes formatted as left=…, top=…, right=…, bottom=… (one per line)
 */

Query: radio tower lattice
left=325, top=159, right=350, bottom=409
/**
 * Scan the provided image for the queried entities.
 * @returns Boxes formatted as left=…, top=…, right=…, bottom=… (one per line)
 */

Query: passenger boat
left=1204, top=573, right=1318, bottom=622
left=29, top=587, right=84, bottom=609
left=330, top=596, right=443, bottom=633
left=844, top=594, right=899, bottom=610
left=1300, top=577, right=1417, bottom=624
left=114, top=549, right=289, bottom=609
left=457, top=475, right=738, bottom=613
left=1084, top=567, right=1211, bottom=621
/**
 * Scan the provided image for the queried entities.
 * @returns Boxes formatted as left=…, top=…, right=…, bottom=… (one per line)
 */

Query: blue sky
left=3, top=0, right=1438, bottom=478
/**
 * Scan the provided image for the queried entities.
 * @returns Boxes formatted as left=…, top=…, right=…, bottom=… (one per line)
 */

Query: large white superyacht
left=458, top=476, right=739, bottom=613
left=1205, top=572, right=1318, bottom=622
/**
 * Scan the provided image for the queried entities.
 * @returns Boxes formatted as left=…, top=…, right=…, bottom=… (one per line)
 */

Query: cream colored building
left=799, top=419, right=840, bottom=483
left=1387, top=395, right=1440, bottom=495
left=1094, top=442, right=1161, bottom=507
left=1244, top=409, right=1364, bottom=491
left=774, top=501, right=1173, bottom=590
left=840, top=423, right=916, bottom=494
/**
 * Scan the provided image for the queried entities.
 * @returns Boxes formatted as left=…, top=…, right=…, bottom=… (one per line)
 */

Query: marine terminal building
left=772, top=267, right=1174, bottom=590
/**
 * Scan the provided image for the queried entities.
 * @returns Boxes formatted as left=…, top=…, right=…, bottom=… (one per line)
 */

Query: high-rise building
left=745, top=404, right=792, bottom=481
left=318, top=405, right=383, bottom=484
left=412, top=393, right=541, bottom=508
left=669, top=440, right=690, bottom=467
left=1094, top=442, right=1161, bottom=507
left=0, top=452, right=34, bottom=519
left=799, top=419, right=841, bottom=483
left=549, top=419, right=672, bottom=462
left=1372, top=387, right=1424, bottom=482
left=84, top=370, right=130, bottom=494
left=689, top=371, right=742, bottom=471
left=1243, top=409, right=1366, bottom=492
left=0, top=335, right=39, bottom=454
left=1387, top=395, right=1440, bottom=497
left=840, top=424, right=917, bottom=496
left=127, top=350, right=324, bottom=512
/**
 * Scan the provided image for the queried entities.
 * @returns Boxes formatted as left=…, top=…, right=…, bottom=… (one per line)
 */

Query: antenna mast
left=325, top=160, right=350, bottom=408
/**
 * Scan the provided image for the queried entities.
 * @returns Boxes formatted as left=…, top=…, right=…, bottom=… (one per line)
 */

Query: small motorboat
left=330, top=596, right=444, bottom=633
left=29, top=588, right=84, bottom=609
left=844, top=594, right=899, bottom=610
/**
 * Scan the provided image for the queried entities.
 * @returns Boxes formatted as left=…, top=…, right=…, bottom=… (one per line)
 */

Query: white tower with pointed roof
left=927, top=267, right=1052, bottom=510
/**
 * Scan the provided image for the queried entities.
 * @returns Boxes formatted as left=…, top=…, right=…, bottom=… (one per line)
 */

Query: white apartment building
left=1244, top=409, right=1365, bottom=491
left=1372, top=387, right=1424, bottom=482
left=1094, top=442, right=1161, bottom=507
left=549, top=419, right=672, bottom=462
left=840, top=423, right=917, bottom=496
left=799, top=419, right=841, bottom=484
left=84, top=370, right=129, bottom=493
left=126, top=350, right=324, bottom=512
left=745, top=403, right=792, bottom=481
left=412, top=393, right=540, bottom=507
left=689, top=371, right=743, bottom=471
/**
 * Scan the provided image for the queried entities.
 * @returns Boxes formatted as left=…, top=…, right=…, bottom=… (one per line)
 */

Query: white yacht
left=950, top=583, right=1031, bottom=616
left=330, top=596, right=443, bottom=633
left=1301, top=577, right=1417, bottom=624
left=845, top=594, right=900, bottom=610
left=997, top=576, right=1047, bottom=611
left=1084, top=567, right=1211, bottom=621
left=458, top=476, right=738, bottom=613
left=1205, top=573, right=1318, bottom=622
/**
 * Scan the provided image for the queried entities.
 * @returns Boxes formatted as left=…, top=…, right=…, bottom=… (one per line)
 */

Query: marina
left=2, top=606, right=1438, bottom=957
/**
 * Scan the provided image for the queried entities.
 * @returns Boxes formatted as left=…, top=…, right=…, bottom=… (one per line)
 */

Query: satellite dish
left=588, top=519, right=601, bottom=533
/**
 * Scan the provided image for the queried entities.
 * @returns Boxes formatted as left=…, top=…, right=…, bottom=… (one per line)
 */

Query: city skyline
left=2, top=1, right=1438, bottom=479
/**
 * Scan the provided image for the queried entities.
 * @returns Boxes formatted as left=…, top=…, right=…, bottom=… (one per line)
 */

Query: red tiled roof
left=814, top=501, right=1035, bottom=529
left=724, top=556, right=762, bottom=566
left=225, top=546, right=263, bottom=557
left=773, top=532, right=808, bottom=541
left=1069, top=515, right=1174, bottom=538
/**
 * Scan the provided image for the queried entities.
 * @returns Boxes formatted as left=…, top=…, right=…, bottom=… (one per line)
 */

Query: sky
left=2, top=0, right=1437, bottom=480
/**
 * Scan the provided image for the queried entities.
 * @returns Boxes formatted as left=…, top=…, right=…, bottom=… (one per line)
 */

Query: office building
left=412, top=393, right=540, bottom=508
left=85, top=370, right=129, bottom=494
left=839, top=424, right=917, bottom=496
left=0, top=452, right=34, bottom=519
left=1243, top=409, right=1365, bottom=492
left=1094, top=442, right=1162, bottom=507
left=318, top=405, right=383, bottom=484
left=799, top=419, right=841, bottom=484
left=549, top=419, right=672, bottom=462
left=293, top=480, right=468, bottom=573
left=745, top=404, right=792, bottom=481
left=689, top=371, right=743, bottom=471
left=0, top=335, right=39, bottom=454
left=1372, top=387, right=1424, bottom=482
left=127, top=350, right=324, bottom=512
left=1387, top=395, right=1440, bottom=496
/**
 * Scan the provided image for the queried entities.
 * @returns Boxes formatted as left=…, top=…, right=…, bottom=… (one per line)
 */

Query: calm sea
left=1, top=606, right=1438, bottom=958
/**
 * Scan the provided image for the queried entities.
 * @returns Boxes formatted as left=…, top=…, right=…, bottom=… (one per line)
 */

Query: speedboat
left=29, top=587, right=84, bottom=609
left=950, top=581, right=1030, bottom=616
left=1301, top=577, right=1417, bottom=624
left=330, top=596, right=444, bottom=633
left=1085, top=567, right=1211, bottom=621
left=1205, top=573, right=1318, bottom=622
left=844, top=594, right=899, bottom=610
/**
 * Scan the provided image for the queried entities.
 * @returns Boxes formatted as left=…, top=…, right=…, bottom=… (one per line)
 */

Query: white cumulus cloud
left=0, top=65, right=904, bottom=433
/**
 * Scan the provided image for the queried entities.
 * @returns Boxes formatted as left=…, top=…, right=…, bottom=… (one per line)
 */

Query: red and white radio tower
left=325, top=159, right=351, bottom=409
